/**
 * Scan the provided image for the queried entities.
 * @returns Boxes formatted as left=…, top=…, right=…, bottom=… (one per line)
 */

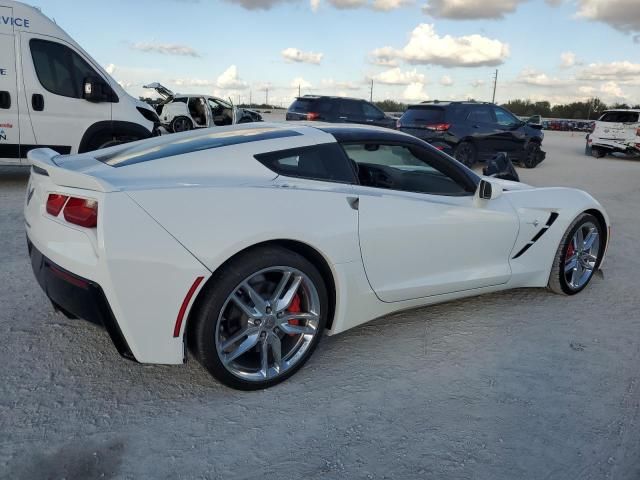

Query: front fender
left=505, top=187, right=610, bottom=287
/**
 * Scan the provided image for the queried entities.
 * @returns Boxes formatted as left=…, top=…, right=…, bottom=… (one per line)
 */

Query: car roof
left=312, top=123, right=424, bottom=144
left=407, top=101, right=495, bottom=108
left=295, top=95, right=369, bottom=102
left=602, top=109, right=640, bottom=113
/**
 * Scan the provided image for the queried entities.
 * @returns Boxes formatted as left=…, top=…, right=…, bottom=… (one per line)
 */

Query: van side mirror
left=475, top=179, right=503, bottom=202
left=83, top=76, right=110, bottom=102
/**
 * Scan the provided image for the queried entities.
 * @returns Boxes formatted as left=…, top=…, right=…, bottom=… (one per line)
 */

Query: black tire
left=523, top=142, right=544, bottom=168
left=171, top=116, right=193, bottom=133
left=85, top=133, right=139, bottom=152
left=454, top=141, right=477, bottom=167
left=592, top=147, right=607, bottom=158
left=585, top=142, right=592, bottom=156
left=548, top=213, right=604, bottom=295
left=237, top=116, right=253, bottom=124
left=188, top=246, right=328, bottom=390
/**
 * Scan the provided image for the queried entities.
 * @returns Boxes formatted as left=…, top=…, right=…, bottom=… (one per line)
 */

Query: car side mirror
left=83, top=76, right=109, bottom=102
left=475, top=179, right=503, bottom=202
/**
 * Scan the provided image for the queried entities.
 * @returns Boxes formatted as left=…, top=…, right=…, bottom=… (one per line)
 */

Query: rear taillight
left=396, top=119, right=402, bottom=128
left=306, top=112, right=320, bottom=120
left=46, top=194, right=69, bottom=216
left=63, top=197, right=98, bottom=228
left=425, top=123, right=450, bottom=131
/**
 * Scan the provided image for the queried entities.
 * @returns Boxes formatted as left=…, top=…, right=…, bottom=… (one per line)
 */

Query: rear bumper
left=28, top=238, right=136, bottom=361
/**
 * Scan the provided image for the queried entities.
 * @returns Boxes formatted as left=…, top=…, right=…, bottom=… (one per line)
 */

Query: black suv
left=286, top=95, right=397, bottom=129
left=397, top=101, right=545, bottom=168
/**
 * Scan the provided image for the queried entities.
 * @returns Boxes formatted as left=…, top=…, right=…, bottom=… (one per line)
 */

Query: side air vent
left=512, top=212, right=559, bottom=259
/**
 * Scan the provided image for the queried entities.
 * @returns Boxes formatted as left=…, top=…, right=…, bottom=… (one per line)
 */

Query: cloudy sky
left=34, top=0, right=640, bottom=106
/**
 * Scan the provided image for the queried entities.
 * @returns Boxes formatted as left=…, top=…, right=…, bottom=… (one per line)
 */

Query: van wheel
left=171, top=117, right=193, bottom=133
left=83, top=133, right=138, bottom=152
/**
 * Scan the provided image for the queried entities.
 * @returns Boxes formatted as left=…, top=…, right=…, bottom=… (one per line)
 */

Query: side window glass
left=362, top=102, right=383, bottom=119
left=255, top=143, right=356, bottom=183
left=343, top=143, right=468, bottom=196
left=467, top=107, right=493, bottom=124
left=493, top=107, right=519, bottom=126
left=30, top=39, right=100, bottom=99
left=339, top=100, right=363, bottom=117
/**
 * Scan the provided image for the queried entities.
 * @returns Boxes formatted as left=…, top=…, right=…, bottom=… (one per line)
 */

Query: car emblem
left=26, top=186, right=35, bottom=205
left=528, top=219, right=539, bottom=228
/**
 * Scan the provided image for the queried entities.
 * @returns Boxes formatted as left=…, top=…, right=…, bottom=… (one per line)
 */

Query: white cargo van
left=0, top=0, right=160, bottom=165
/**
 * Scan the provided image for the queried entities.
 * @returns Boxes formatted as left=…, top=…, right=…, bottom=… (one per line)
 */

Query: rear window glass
left=97, top=127, right=302, bottom=167
left=599, top=111, right=639, bottom=123
left=401, top=107, right=444, bottom=124
left=289, top=98, right=333, bottom=113
left=255, top=143, right=356, bottom=184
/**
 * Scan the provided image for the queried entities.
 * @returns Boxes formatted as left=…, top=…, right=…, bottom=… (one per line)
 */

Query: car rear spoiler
left=27, top=148, right=115, bottom=193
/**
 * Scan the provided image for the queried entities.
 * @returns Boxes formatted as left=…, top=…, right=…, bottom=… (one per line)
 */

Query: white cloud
left=130, top=42, right=200, bottom=57
left=600, top=81, right=625, bottom=98
left=326, top=0, right=410, bottom=10
left=470, top=79, right=485, bottom=87
left=403, top=82, right=428, bottom=101
left=577, top=61, right=640, bottom=82
left=171, top=78, right=215, bottom=88
left=516, top=68, right=570, bottom=87
left=577, top=0, right=640, bottom=35
left=281, top=47, right=324, bottom=64
left=310, top=0, right=321, bottom=10
left=222, top=0, right=300, bottom=10
left=422, top=0, right=527, bottom=19
left=440, top=75, right=454, bottom=86
left=371, top=67, right=426, bottom=85
left=321, top=78, right=361, bottom=90
left=578, top=85, right=596, bottom=95
left=560, top=51, right=579, bottom=68
left=372, top=24, right=510, bottom=67
left=217, top=65, right=248, bottom=90
left=291, top=77, right=313, bottom=89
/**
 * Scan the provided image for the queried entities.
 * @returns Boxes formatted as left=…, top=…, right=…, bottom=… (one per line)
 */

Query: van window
left=30, top=39, right=101, bottom=99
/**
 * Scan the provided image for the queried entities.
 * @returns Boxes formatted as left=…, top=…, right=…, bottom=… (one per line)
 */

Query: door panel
left=19, top=32, right=111, bottom=154
left=0, top=27, right=21, bottom=164
left=357, top=188, right=519, bottom=302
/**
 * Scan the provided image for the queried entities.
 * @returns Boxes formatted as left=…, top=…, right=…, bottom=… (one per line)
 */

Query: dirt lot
left=1, top=131, right=639, bottom=480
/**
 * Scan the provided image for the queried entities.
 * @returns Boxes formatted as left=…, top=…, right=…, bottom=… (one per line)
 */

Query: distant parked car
left=144, top=83, right=262, bottom=133
left=286, top=95, right=396, bottom=129
left=397, top=101, right=546, bottom=168
left=589, top=109, right=640, bottom=158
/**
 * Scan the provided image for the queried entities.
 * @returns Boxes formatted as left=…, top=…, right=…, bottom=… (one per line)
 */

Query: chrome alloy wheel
left=215, top=267, right=321, bottom=382
left=564, top=221, right=600, bottom=290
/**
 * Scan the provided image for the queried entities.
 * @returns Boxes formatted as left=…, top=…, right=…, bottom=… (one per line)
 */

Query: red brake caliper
left=567, top=242, right=575, bottom=259
left=287, top=294, right=301, bottom=336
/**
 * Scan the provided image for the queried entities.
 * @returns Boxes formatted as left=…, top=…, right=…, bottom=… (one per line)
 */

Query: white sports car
left=25, top=123, right=610, bottom=390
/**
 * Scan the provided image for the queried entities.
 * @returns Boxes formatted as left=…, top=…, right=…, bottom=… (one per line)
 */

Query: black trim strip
left=512, top=212, right=559, bottom=259
left=0, top=143, right=71, bottom=159
left=31, top=165, right=49, bottom=176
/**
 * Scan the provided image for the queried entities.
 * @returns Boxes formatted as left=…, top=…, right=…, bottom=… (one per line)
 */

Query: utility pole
left=298, top=84, right=301, bottom=97
left=370, top=79, right=373, bottom=102
left=265, top=87, right=269, bottom=107
left=249, top=90, right=252, bottom=108
left=492, top=69, right=498, bottom=103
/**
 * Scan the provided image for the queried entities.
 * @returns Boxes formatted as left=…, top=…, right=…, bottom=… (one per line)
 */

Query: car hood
left=484, top=176, right=534, bottom=191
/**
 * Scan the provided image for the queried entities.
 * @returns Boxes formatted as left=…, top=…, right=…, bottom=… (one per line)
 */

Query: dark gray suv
left=398, top=101, right=545, bottom=168
left=286, top=95, right=397, bottom=129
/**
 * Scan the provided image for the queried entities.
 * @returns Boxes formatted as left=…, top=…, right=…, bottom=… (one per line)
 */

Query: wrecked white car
left=144, top=83, right=262, bottom=133
left=588, top=109, right=640, bottom=158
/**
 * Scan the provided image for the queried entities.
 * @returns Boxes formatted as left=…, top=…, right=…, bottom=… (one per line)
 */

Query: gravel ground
left=1, top=131, right=639, bottom=480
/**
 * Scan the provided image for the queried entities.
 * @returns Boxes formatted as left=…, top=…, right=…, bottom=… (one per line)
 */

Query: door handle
left=338, top=116, right=348, bottom=120
left=346, top=196, right=359, bottom=211
left=0, top=91, right=10, bottom=109
left=32, top=93, right=44, bottom=111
